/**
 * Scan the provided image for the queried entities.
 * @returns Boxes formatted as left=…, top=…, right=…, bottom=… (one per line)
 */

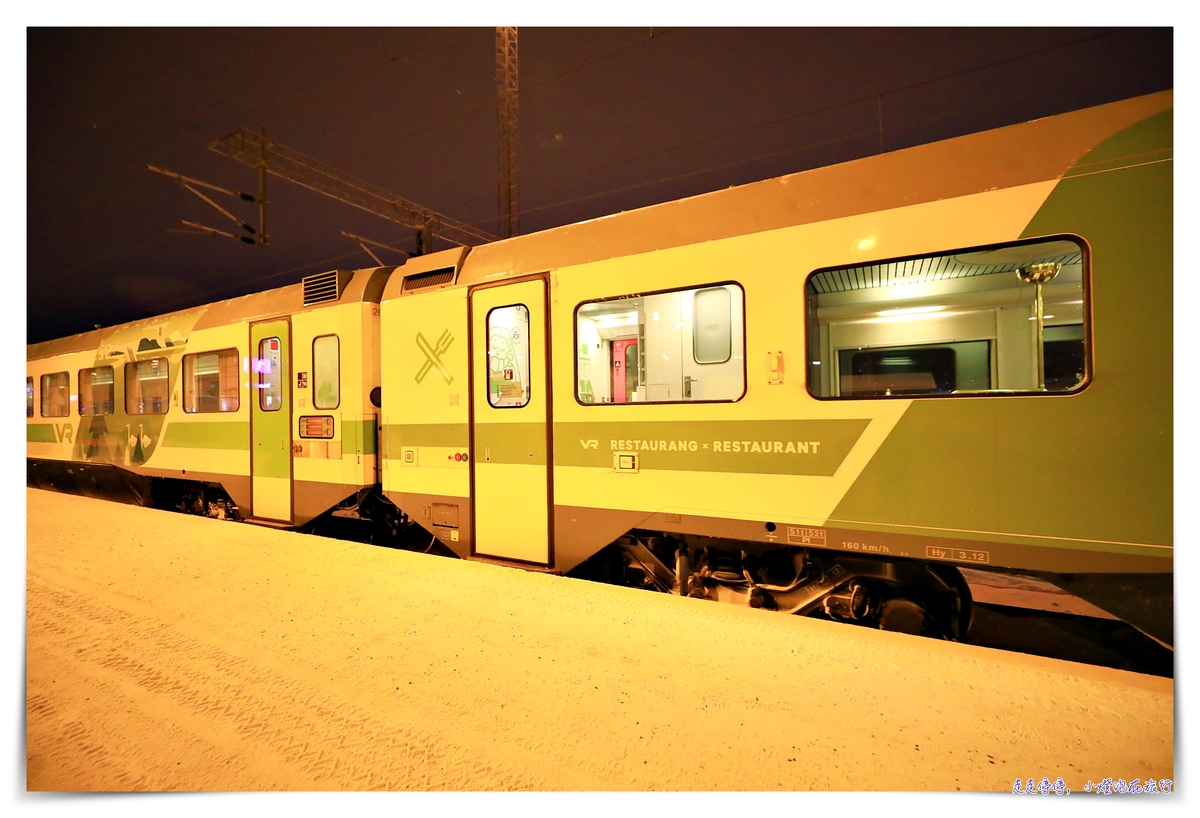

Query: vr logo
left=579, top=439, right=599, bottom=449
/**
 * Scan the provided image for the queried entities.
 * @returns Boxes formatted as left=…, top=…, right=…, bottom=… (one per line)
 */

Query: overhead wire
left=249, top=29, right=447, bottom=129
left=330, top=27, right=673, bottom=169
left=459, top=27, right=1128, bottom=224
left=126, top=27, right=1132, bottom=316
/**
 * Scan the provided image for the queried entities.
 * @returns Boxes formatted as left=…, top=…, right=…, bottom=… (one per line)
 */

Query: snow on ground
left=25, top=488, right=1172, bottom=791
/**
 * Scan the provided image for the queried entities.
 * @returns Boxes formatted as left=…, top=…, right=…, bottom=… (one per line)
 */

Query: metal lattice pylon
left=496, top=27, right=519, bottom=239
left=210, top=129, right=498, bottom=249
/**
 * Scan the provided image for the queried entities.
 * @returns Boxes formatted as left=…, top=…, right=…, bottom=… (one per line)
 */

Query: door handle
left=684, top=376, right=694, bottom=399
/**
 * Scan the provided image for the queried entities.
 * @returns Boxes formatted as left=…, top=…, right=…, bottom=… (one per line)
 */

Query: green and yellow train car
left=379, top=90, right=1172, bottom=643
left=30, top=90, right=1172, bottom=644
left=27, top=267, right=390, bottom=527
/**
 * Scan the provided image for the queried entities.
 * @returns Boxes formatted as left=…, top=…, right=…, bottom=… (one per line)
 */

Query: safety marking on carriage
left=787, top=527, right=826, bottom=545
left=415, top=330, right=454, bottom=385
left=926, top=545, right=991, bottom=564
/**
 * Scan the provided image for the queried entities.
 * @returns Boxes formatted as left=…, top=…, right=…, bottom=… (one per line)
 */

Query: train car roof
left=28, top=266, right=395, bottom=361
left=453, top=90, right=1171, bottom=287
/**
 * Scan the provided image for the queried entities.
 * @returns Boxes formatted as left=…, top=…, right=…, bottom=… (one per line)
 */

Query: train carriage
left=27, top=266, right=391, bottom=527
left=29, top=89, right=1173, bottom=645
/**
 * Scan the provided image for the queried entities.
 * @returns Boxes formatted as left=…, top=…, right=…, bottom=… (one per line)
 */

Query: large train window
left=487, top=304, right=531, bottom=408
left=126, top=357, right=169, bottom=414
left=183, top=349, right=239, bottom=413
left=312, top=335, right=340, bottom=410
left=575, top=282, right=745, bottom=404
left=805, top=236, right=1088, bottom=398
left=26, top=377, right=33, bottom=418
left=40, top=372, right=70, bottom=417
left=78, top=366, right=114, bottom=416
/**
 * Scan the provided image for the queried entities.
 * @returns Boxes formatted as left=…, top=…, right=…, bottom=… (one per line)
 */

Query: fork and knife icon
left=415, top=330, right=455, bottom=385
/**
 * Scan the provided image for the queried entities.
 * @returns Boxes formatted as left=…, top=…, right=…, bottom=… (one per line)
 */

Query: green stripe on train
left=476, top=422, right=547, bottom=465
left=384, top=419, right=868, bottom=475
left=161, top=421, right=249, bottom=450
left=383, top=423, right=470, bottom=452
left=341, top=419, right=378, bottom=455
left=554, top=419, right=868, bottom=476
left=26, top=424, right=57, bottom=443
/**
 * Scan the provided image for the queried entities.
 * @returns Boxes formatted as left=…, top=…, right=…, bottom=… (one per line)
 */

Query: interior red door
left=611, top=338, right=638, bottom=403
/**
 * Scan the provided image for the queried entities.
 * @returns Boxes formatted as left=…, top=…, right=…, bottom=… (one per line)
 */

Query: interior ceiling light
left=596, top=311, right=638, bottom=326
left=878, top=305, right=944, bottom=316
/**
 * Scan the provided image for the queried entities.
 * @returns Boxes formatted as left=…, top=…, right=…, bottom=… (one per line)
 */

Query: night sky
left=26, top=27, right=1172, bottom=345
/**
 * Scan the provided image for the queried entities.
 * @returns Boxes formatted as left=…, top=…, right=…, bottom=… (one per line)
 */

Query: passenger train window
left=26, top=377, right=33, bottom=418
left=487, top=304, right=531, bottom=408
left=312, top=335, right=340, bottom=410
left=126, top=358, right=169, bottom=414
left=78, top=366, right=115, bottom=416
left=805, top=236, right=1088, bottom=398
left=183, top=349, right=239, bottom=413
left=257, top=337, right=283, bottom=411
left=40, top=372, right=69, bottom=417
left=575, top=283, right=745, bottom=404
left=693, top=287, right=733, bottom=364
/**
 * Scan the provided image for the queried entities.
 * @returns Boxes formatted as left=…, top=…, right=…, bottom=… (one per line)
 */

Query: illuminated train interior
left=805, top=237, right=1086, bottom=398
left=575, top=284, right=746, bottom=404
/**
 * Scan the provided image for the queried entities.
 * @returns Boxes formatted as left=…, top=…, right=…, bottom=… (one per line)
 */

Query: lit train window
left=78, top=366, right=115, bottom=416
left=312, top=335, right=340, bottom=410
left=40, top=372, right=70, bottom=417
left=805, top=236, right=1088, bottom=398
left=257, top=337, right=283, bottom=411
left=126, top=357, right=169, bottom=414
left=575, top=282, right=745, bottom=404
left=486, top=304, right=530, bottom=408
left=26, top=377, right=33, bottom=418
left=183, top=349, right=239, bottom=413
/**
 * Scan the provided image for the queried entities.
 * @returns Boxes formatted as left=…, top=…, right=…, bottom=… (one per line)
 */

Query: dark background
left=26, top=27, right=1173, bottom=344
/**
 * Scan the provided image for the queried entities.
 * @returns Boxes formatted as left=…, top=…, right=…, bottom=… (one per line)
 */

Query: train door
left=469, top=277, right=551, bottom=565
left=250, top=320, right=292, bottom=522
left=611, top=337, right=638, bottom=403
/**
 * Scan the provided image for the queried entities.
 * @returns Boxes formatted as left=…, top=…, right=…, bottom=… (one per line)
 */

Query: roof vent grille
left=402, top=266, right=456, bottom=292
left=303, top=269, right=353, bottom=305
